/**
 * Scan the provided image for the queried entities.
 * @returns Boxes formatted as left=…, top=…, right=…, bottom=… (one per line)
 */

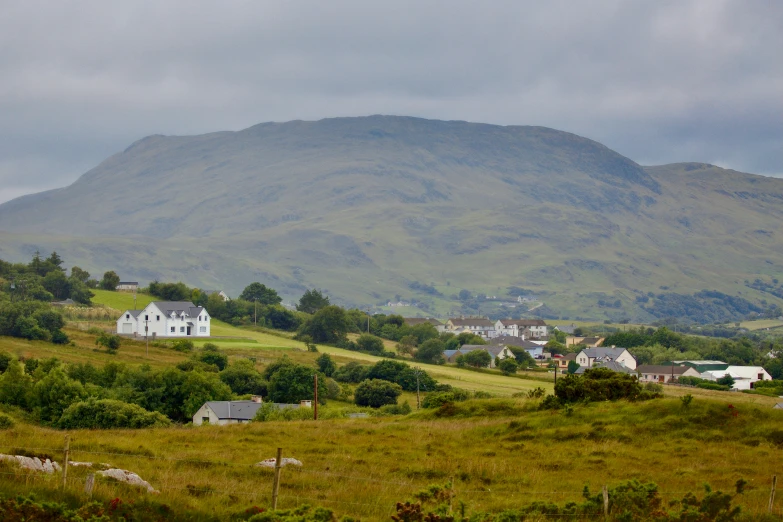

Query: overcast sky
left=1, top=0, right=781, bottom=204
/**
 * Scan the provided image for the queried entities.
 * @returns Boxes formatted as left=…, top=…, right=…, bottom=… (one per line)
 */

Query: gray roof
left=497, top=319, right=547, bottom=327
left=580, top=347, right=629, bottom=359
left=124, top=310, right=143, bottom=318
left=404, top=317, right=443, bottom=326
left=152, top=301, right=204, bottom=318
left=671, top=360, right=727, bottom=365
left=443, top=349, right=461, bottom=358
left=638, top=365, right=692, bottom=375
left=448, top=317, right=494, bottom=327
left=205, top=401, right=264, bottom=420
left=555, top=325, right=575, bottom=334
left=490, top=336, right=541, bottom=349
left=575, top=361, right=634, bottom=374
left=774, top=403, right=783, bottom=410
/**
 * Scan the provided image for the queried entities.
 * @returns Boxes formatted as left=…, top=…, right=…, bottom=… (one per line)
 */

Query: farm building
left=700, top=366, right=772, bottom=390
left=576, top=347, right=637, bottom=371
left=637, top=364, right=701, bottom=383
left=116, top=301, right=210, bottom=338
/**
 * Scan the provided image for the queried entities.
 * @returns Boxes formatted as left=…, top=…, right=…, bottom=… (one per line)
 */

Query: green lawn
left=91, top=289, right=154, bottom=311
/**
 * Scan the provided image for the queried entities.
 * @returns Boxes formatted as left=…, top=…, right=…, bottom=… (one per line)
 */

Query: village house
left=575, top=346, right=637, bottom=371
left=574, top=360, right=635, bottom=375
left=403, top=317, right=446, bottom=333
left=444, top=344, right=515, bottom=368
left=115, top=281, right=139, bottom=292
left=667, top=360, right=729, bottom=373
left=700, top=366, right=772, bottom=390
left=557, top=352, right=577, bottom=370
left=192, top=398, right=311, bottom=425
left=494, top=319, right=548, bottom=339
left=445, top=317, right=497, bottom=339
left=116, top=301, right=211, bottom=338
left=637, top=364, right=701, bottom=383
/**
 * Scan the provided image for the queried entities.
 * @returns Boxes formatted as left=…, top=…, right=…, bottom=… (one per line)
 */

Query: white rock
left=0, top=454, right=54, bottom=473
left=97, top=468, right=158, bottom=493
left=42, top=459, right=55, bottom=473
left=255, top=457, right=303, bottom=468
left=69, top=462, right=93, bottom=467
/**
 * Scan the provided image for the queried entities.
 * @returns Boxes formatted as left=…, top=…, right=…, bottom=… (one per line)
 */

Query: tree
left=0, top=360, right=33, bottom=408
left=463, top=349, right=492, bottom=368
left=356, top=333, right=385, bottom=353
left=333, top=361, right=369, bottom=383
left=58, top=398, right=171, bottom=429
left=219, top=360, right=267, bottom=395
left=458, top=289, right=472, bottom=301
left=268, top=363, right=326, bottom=405
left=354, top=379, right=402, bottom=408
left=396, top=335, right=418, bottom=356
left=42, top=270, right=71, bottom=300
left=414, top=338, right=445, bottom=364
left=299, top=305, right=349, bottom=343
left=197, top=343, right=228, bottom=371
left=239, top=283, right=282, bottom=305
left=316, top=353, right=336, bottom=377
left=70, top=266, right=90, bottom=283
left=509, top=348, right=535, bottom=368
left=296, top=289, right=330, bottom=314
left=498, top=358, right=519, bottom=375
left=567, top=360, right=580, bottom=374
left=31, top=368, right=86, bottom=423
left=100, top=271, right=120, bottom=290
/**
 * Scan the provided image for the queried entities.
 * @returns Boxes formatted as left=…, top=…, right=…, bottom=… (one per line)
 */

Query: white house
left=494, top=319, right=548, bottom=339
left=576, top=347, right=637, bottom=371
left=204, top=290, right=230, bottom=301
left=116, top=281, right=139, bottom=292
left=700, top=366, right=772, bottom=390
left=116, top=301, right=211, bottom=338
left=445, top=318, right=497, bottom=339
left=637, top=364, right=701, bottom=384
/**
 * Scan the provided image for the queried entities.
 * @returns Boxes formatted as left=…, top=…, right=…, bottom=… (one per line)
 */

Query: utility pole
left=254, top=299, right=257, bottom=326
left=415, top=367, right=421, bottom=409
left=367, top=310, right=370, bottom=333
left=144, top=319, right=149, bottom=357
left=313, top=374, right=318, bottom=420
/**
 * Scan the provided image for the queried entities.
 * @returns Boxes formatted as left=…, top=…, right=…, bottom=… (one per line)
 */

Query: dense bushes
left=552, top=368, right=660, bottom=404
left=0, top=302, right=69, bottom=344
left=353, top=379, right=402, bottom=408
left=58, top=398, right=171, bottom=429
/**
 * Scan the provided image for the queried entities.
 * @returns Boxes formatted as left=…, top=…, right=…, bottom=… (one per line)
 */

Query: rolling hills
left=0, top=115, right=782, bottom=320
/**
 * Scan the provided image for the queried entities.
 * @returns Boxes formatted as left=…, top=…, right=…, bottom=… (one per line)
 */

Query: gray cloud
left=1, top=0, right=781, bottom=203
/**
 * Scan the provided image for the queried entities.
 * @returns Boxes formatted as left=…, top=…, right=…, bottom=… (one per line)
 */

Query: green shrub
left=0, top=353, right=12, bottom=374
left=554, top=368, right=656, bottom=403
left=0, top=414, right=14, bottom=429
left=197, top=343, right=228, bottom=370
left=378, top=401, right=411, bottom=416
left=50, top=330, right=69, bottom=345
left=58, top=398, right=171, bottom=429
left=422, top=388, right=471, bottom=408
left=354, top=379, right=402, bottom=408
left=171, top=339, right=195, bottom=352
left=95, top=332, right=121, bottom=353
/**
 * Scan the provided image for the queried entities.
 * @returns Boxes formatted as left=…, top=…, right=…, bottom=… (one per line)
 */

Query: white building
left=192, top=399, right=264, bottom=426
left=445, top=318, right=497, bottom=339
left=576, top=347, right=637, bottom=371
left=116, top=281, right=139, bottom=292
left=701, top=366, right=772, bottom=391
left=116, top=301, right=211, bottom=338
left=637, top=364, right=701, bottom=383
left=494, top=319, right=548, bottom=339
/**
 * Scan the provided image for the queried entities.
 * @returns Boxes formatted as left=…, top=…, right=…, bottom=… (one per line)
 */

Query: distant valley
left=1, top=115, right=782, bottom=322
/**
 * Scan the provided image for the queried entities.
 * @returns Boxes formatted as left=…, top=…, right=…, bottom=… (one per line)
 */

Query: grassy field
left=91, top=289, right=155, bottom=311
left=740, top=319, right=783, bottom=331
left=1, top=397, right=781, bottom=520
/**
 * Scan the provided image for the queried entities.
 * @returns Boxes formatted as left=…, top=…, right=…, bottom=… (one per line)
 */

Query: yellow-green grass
left=1, top=397, right=781, bottom=520
left=739, top=319, right=783, bottom=331
left=91, top=289, right=155, bottom=311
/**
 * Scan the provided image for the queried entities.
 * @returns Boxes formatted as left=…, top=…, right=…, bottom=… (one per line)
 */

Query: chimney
left=251, top=395, right=262, bottom=403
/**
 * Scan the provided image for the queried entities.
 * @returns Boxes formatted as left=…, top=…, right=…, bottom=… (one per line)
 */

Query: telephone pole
left=415, top=367, right=421, bottom=409
left=313, top=374, right=319, bottom=420
left=144, top=319, right=149, bottom=357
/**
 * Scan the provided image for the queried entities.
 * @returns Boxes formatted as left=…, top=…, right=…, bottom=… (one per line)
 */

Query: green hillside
left=1, top=116, right=781, bottom=321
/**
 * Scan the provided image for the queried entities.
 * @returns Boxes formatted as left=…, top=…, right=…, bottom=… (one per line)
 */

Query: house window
left=156, top=315, right=160, bottom=321
left=126, top=314, right=129, bottom=320
left=145, top=315, right=148, bottom=321
left=202, top=417, right=209, bottom=424
left=758, top=374, right=763, bottom=380
left=170, top=327, right=175, bottom=333
left=200, top=326, right=206, bottom=333
left=180, top=327, right=185, bottom=333
left=205, top=316, right=208, bottom=321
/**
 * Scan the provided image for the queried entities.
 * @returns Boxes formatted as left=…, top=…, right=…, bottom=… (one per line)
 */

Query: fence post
left=602, top=484, right=609, bottom=517
left=62, top=435, right=70, bottom=490
left=770, top=475, right=777, bottom=513
left=85, top=473, right=95, bottom=498
left=271, top=448, right=283, bottom=510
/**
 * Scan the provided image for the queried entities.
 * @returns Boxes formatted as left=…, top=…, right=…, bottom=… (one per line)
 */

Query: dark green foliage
left=461, top=350, right=492, bottom=368
left=316, top=353, right=336, bottom=377
left=296, top=289, right=330, bottom=314
left=239, top=282, right=282, bottom=305
left=643, top=290, right=766, bottom=324
left=171, top=339, right=194, bottom=352
left=717, top=374, right=735, bottom=387
left=0, top=353, right=11, bottom=373
left=298, top=305, right=350, bottom=343
left=332, top=362, right=369, bottom=383
left=50, top=329, right=69, bottom=344
left=554, top=368, right=656, bottom=403
left=421, top=388, right=471, bottom=408
left=148, top=280, right=191, bottom=301
left=268, top=362, right=327, bottom=405
left=100, top=270, right=120, bottom=290
left=57, top=398, right=171, bottom=429
left=0, top=360, right=32, bottom=408
left=567, top=360, right=580, bottom=374
left=415, top=338, right=445, bottom=364
left=354, top=379, right=402, bottom=408
left=219, top=360, right=267, bottom=395
left=197, top=343, right=228, bottom=370
left=356, top=333, right=385, bottom=353
left=95, top=332, right=122, bottom=353
left=0, top=414, right=13, bottom=429
left=498, top=358, right=518, bottom=375
left=0, top=301, right=67, bottom=343
left=30, top=368, right=86, bottom=423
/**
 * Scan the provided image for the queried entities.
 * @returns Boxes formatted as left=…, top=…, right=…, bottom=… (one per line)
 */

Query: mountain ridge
left=0, top=115, right=781, bottom=320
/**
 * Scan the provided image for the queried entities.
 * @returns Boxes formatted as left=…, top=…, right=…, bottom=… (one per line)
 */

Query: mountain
left=1, top=115, right=781, bottom=320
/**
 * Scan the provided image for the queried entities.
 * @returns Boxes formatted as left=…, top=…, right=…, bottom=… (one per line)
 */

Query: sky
left=1, top=0, right=781, bottom=204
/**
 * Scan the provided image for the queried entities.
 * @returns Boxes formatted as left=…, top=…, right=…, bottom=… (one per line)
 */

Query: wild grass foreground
left=0, top=397, right=781, bottom=520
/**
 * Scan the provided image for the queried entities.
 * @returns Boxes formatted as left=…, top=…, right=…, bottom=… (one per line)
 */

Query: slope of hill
left=0, top=116, right=781, bottom=320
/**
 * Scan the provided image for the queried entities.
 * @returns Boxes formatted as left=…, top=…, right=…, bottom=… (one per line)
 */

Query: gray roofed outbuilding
left=575, top=361, right=634, bottom=374
left=205, top=400, right=264, bottom=421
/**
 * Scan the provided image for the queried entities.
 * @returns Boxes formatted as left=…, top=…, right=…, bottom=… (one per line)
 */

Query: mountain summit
left=1, top=116, right=781, bottom=319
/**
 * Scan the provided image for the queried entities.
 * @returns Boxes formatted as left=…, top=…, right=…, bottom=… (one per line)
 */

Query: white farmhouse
left=701, top=366, right=772, bottom=391
left=576, top=347, right=637, bottom=371
left=116, top=301, right=211, bottom=338
left=637, top=364, right=701, bottom=383
left=494, top=319, right=548, bottom=339
left=192, top=400, right=264, bottom=426
left=445, top=318, right=497, bottom=339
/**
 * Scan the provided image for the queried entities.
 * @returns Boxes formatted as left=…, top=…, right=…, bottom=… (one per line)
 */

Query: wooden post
left=313, top=374, right=318, bottom=420
left=602, top=484, right=609, bottom=517
left=62, top=435, right=70, bottom=490
left=416, top=368, right=421, bottom=410
left=448, top=476, right=454, bottom=514
left=271, top=448, right=283, bottom=510
left=770, top=475, right=777, bottom=513
left=84, top=473, right=95, bottom=498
